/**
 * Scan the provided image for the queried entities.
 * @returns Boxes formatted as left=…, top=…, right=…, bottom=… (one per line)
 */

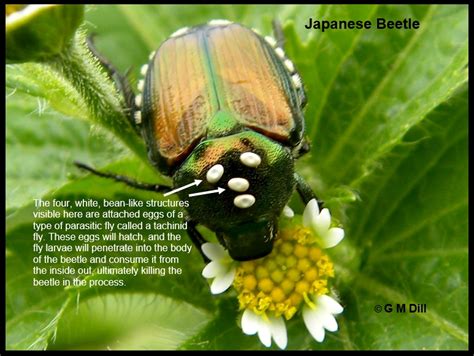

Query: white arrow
left=189, top=187, right=225, bottom=197
left=164, top=179, right=202, bottom=197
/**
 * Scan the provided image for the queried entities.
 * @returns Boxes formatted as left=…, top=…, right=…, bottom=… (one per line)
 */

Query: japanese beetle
left=78, top=19, right=321, bottom=261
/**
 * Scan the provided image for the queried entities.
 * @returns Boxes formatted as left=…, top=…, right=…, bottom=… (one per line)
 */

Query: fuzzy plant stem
left=47, top=31, right=147, bottom=161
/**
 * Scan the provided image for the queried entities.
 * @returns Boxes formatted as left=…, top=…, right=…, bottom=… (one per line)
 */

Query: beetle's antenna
left=74, top=161, right=171, bottom=194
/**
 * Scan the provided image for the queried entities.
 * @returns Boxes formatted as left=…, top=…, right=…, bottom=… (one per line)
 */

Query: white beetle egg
left=206, top=164, right=224, bottom=183
left=234, top=194, right=256, bottom=209
left=228, top=178, right=250, bottom=192
left=240, top=152, right=261, bottom=168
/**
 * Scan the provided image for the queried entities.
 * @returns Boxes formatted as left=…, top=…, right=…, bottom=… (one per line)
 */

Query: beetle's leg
left=292, top=138, right=311, bottom=159
left=294, top=173, right=324, bottom=207
left=185, top=217, right=210, bottom=263
left=272, top=19, right=285, bottom=50
left=215, top=233, right=226, bottom=248
left=74, top=161, right=171, bottom=194
left=86, top=35, right=137, bottom=130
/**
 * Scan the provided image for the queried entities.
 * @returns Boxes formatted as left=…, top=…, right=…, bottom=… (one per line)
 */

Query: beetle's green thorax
left=173, top=130, right=295, bottom=258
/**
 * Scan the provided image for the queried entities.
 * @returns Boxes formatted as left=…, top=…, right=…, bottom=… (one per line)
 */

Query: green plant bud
left=6, top=4, right=84, bottom=63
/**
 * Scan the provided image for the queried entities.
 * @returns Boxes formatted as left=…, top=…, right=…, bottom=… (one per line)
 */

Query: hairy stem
left=47, top=31, right=147, bottom=161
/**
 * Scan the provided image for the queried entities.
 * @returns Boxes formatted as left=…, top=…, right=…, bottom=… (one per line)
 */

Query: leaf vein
left=369, top=247, right=467, bottom=262
left=339, top=265, right=468, bottom=344
left=309, top=5, right=380, bottom=138
left=339, top=41, right=468, bottom=184
left=323, top=5, right=437, bottom=167
left=352, top=105, right=466, bottom=241
left=369, top=199, right=467, bottom=256
left=362, top=131, right=467, bottom=249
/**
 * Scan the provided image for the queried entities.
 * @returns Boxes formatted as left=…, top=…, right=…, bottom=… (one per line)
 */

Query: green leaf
left=6, top=158, right=209, bottom=350
left=6, top=32, right=147, bottom=162
left=339, top=85, right=468, bottom=349
left=6, top=4, right=468, bottom=351
left=5, top=91, right=128, bottom=211
left=49, top=293, right=211, bottom=350
left=6, top=64, right=87, bottom=120
left=294, top=5, right=468, bottom=191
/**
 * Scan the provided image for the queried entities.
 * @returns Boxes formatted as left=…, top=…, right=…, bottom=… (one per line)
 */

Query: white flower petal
left=303, top=198, right=319, bottom=227
left=302, top=307, right=325, bottom=342
left=269, top=316, right=287, bottom=350
left=313, top=208, right=331, bottom=234
left=257, top=318, right=272, bottom=347
left=317, top=295, right=344, bottom=315
left=321, top=227, right=344, bottom=249
left=210, top=266, right=235, bottom=294
left=241, top=309, right=259, bottom=335
left=202, top=260, right=225, bottom=278
left=283, top=205, right=294, bottom=218
left=320, top=312, right=338, bottom=332
left=201, top=242, right=227, bottom=261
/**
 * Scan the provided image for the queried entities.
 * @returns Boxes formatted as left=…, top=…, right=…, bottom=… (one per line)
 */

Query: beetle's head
left=219, top=219, right=276, bottom=261
left=174, top=130, right=295, bottom=261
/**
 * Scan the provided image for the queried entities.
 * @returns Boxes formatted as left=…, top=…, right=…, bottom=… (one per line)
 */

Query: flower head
left=201, top=242, right=237, bottom=294
left=231, top=222, right=338, bottom=349
left=234, top=227, right=334, bottom=319
left=200, top=199, right=345, bottom=349
left=303, top=199, right=344, bottom=249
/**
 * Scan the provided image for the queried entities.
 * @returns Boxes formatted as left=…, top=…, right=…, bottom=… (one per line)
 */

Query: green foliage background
left=6, top=5, right=468, bottom=350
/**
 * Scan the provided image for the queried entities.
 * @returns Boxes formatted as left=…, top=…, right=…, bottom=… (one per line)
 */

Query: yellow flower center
left=233, top=226, right=335, bottom=320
